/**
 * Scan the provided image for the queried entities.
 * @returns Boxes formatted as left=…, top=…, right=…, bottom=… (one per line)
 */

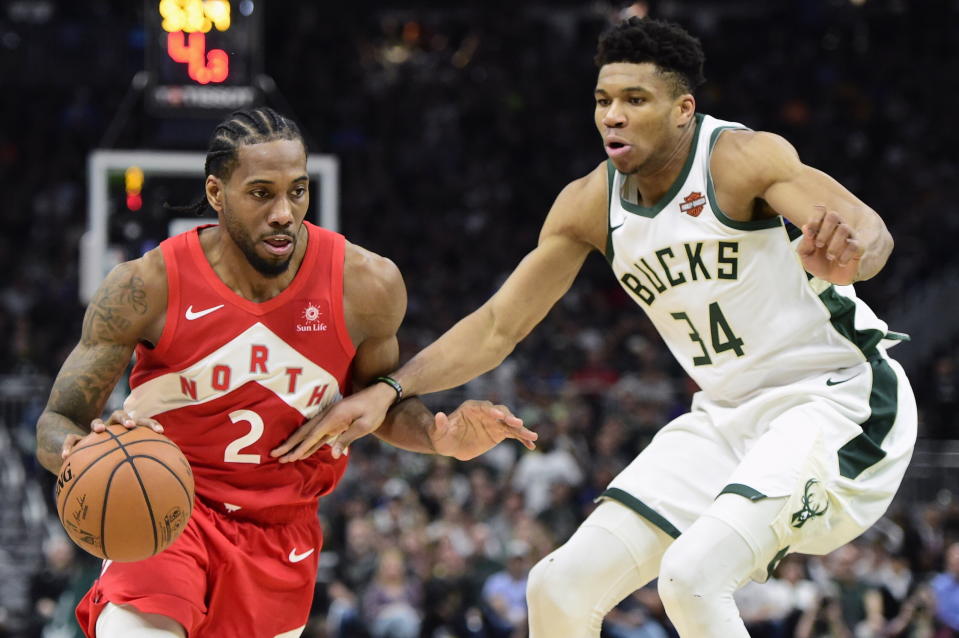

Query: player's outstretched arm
left=715, top=130, right=893, bottom=285
left=273, top=165, right=607, bottom=461
left=36, top=257, right=164, bottom=474
left=270, top=243, right=538, bottom=461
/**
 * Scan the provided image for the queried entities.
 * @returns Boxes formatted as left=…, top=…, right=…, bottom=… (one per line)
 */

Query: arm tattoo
left=81, top=270, right=148, bottom=345
left=38, top=265, right=146, bottom=472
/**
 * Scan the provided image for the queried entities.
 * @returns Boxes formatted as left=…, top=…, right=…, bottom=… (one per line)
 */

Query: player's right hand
left=271, top=382, right=397, bottom=462
left=62, top=410, right=165, bottom=459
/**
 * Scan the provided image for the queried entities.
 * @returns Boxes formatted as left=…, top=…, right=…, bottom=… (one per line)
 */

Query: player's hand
left=93, top=410, right=164, bottom=434
left=271, top=382, right=397, bottom=463
left=797, top=206, right=864, bottom=285
left=432, top=400, right=536, bottom=461
left=60, top=411, right=164, bottom=460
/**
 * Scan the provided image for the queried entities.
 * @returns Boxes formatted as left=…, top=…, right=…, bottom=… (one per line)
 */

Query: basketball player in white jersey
left=273, top=18, right=917, bottom=637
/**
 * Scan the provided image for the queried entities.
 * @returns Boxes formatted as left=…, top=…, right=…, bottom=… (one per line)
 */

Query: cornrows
left=204, top=107, right=305, bottom=181
left=170, top=107, right=305, bottom=216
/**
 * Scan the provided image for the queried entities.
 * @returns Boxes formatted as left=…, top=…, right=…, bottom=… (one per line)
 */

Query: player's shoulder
left=557, top=161, right=609, bottom=206
left=542, top=161, right=609, bottom=250
left=712, top=128, right=798, bottom=163
left=100, top=247, right=167, bottom=301
left=85, top=248, right=168, bottom=343
left=342, top=241, right=406, bottom=319
left=711, top=129, right=802, bottom=194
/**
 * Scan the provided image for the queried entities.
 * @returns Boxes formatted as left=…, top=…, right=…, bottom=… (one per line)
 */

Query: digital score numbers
left=146, top=0, right=262, bottom=115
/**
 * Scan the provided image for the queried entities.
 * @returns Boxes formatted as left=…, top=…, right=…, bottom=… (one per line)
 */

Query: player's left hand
left=92, top=409, right=165, bottom=434
left=431, top=400, right=536, bottom=461
left=797, top=205, right=864, bottom=285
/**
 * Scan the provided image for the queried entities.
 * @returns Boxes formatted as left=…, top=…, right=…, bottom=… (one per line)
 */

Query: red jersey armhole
left=328, top=233, right=356, bottom=358
left=149, top=236, right=182, bottom=357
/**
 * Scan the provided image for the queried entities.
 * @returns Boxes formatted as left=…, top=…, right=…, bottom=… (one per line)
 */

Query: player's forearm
left=395, top=306, right=519, bottom=397
left=36, top=411, right=88, bottom=474
left=374, top=397, right=438, bottom=454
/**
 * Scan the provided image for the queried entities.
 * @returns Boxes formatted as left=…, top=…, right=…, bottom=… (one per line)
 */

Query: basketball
left=55, top=425, right=195, bottom=562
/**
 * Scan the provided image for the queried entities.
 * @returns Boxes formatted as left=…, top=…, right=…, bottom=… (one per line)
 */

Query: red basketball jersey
left=125, top=222, right=353, bottom=520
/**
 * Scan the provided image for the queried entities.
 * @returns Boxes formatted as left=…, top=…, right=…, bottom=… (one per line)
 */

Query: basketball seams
left=118, top=455, right=162, bottom=556
left=128, top=454, right=196, bottom=516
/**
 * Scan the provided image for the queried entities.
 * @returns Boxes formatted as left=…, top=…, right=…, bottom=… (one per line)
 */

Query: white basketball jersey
left=606, top=114, right=903, bottom=403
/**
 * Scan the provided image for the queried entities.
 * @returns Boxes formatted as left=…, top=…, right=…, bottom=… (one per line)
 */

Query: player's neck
left=202, top=225, right=308, bottom=302
left=632, top=119, right=697, bottom=207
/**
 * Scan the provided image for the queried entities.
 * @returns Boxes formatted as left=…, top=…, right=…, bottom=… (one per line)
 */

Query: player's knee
left=527, top=551, right=593, bottom=619
left=657, top=542, right=709, bottom=609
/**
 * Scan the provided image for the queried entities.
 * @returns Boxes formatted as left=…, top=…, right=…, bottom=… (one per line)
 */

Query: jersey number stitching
left=225, top=409, right=264, bottom=464
left=671, top=301, right=745, bottom=366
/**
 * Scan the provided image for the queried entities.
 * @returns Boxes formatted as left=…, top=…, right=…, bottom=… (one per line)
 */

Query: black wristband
left=374, top=376, right=403, bottom=404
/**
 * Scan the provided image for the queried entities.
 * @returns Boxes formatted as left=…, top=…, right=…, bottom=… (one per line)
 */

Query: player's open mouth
left=263, top=235, right=294, bottom=256
left=605, top=140, right=632, bottom=158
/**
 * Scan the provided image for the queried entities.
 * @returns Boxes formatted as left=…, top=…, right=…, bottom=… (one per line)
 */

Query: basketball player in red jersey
left=35, top=107, right=537, bottom=638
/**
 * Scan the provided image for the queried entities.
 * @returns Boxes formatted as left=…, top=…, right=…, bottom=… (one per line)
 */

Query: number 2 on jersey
left=225, top=409, right=264, bottom=463
left=671, top=301, right=744, bottom=366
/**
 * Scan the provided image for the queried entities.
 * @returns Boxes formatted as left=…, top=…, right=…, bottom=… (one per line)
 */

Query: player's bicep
left=741, top=132, right=881, bottom=230
left=763, top=163, right=879, bottom=230
left=45, top=261, right=152, bottom=425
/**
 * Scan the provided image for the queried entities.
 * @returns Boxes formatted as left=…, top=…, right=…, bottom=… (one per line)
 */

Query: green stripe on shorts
left=600, top=488, right=681, bottom=539
left=838, top=355, right=899, bottom=479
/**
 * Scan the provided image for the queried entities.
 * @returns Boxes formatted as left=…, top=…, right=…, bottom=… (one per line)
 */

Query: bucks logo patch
left=791, top=478, right=829, bottom=528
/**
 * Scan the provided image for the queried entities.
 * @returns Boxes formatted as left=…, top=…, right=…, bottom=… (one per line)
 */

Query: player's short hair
left=595, top=17, right=706, bottom=96
left=172, top=107, right=306, bottom=216
left=205, top=106, right=306, bottom=182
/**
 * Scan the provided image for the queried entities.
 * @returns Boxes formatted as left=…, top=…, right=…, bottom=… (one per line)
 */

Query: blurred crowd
left=2, top=1, right=959, bottom=637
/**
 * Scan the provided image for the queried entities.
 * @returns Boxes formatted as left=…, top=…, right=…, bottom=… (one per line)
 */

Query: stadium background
left=2, top=1, right=959, bottom=636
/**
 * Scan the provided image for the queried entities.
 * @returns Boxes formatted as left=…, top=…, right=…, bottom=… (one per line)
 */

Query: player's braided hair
left=171, top=106, right=306, bottom=216
left=595, top=17, right=706, bottom=96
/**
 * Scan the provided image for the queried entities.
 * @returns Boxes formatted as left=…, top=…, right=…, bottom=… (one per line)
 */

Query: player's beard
left=221, top=210, right=294, bottom=278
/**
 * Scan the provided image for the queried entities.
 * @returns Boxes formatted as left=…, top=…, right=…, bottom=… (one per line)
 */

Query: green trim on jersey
left=605, top=160, right=618, bottom=263
left=818, top=286, right=885, bottom=357
left=817, top=285, right=901, bottom=479
left=615, top=114, right=705, bottom=219
left=719, top=483, right=768, bottom=501
left=785, top=222, right=803, bottom=242
left=705, top=126, right=783, bottom=231
left=838, top=355, right=899, bottom=479
left=601, top=488, right=681, bottom=538
left=766, top=546, right=791, bottom=581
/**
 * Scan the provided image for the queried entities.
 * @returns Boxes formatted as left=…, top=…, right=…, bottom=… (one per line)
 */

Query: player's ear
left=205, top=175, right=224, bottom=213
left=674, top=94, right=696, bottom=128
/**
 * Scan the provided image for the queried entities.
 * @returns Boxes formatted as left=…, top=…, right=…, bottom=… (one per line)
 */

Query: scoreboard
left=145, top=0, right=262, bottom=115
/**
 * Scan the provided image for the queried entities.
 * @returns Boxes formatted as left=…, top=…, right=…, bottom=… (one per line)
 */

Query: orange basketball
left=55, top=424, right=195, bottom=562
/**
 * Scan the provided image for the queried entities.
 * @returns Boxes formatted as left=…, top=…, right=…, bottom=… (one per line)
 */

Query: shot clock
left=145, top=0, right=262, bottom=116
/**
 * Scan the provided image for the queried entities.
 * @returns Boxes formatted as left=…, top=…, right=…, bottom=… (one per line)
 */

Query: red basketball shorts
left=76, top=498, right=323, bottom=637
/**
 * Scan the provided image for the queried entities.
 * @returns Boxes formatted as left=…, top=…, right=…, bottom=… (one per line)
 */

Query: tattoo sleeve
left=36, top=265, right=148, bottom=473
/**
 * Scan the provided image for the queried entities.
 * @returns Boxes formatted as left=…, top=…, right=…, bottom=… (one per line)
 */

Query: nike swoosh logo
left=288, top=547, right=315, bottom=563
left=826, top=373, right=861, bottom=386
left=185, top=304, right=225, bottom=320
left=610, top=222, right=625, bottom=233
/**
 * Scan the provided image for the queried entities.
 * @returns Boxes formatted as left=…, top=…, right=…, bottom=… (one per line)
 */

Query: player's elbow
left=482, top=304, right=527, bottom=363
left=857, top=224, right=894, bottom=282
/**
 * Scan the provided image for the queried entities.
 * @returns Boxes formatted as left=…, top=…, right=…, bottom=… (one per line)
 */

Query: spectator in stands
left=481, top=540, right=532, bottom=638
left=932, top=541, right=959, bottom=633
